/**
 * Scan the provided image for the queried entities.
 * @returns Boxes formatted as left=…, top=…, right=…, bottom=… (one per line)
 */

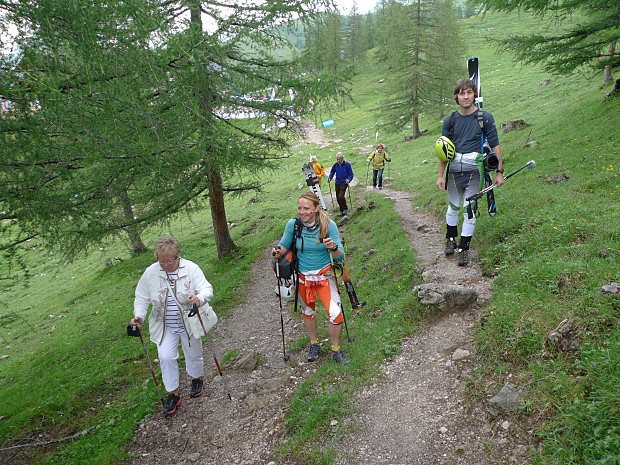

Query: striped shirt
left=165, top=272, right=184, bottom=334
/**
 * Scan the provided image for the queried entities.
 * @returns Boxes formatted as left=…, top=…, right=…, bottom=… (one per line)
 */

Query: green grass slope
left=0, top=9, right=618, bottom=465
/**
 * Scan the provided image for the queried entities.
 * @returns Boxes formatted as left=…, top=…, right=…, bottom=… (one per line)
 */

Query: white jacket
left=133, top=258, right=214, bottom=344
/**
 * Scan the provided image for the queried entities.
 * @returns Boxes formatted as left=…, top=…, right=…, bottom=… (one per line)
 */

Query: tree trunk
left=207, top=166, right=236, bottom=259
left=412, top=114, right=421, bottom=139
left=119, top=188, right=147, bottom=254
left=603, top=42, right=616, bottom=85
left=189, top=1, right=236, bottom=259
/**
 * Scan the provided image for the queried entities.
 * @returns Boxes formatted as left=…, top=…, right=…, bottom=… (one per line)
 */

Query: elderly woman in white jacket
left=130, top=236, right=214, bottom=415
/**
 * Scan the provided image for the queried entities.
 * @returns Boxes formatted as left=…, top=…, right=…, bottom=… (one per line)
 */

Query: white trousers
left=446, top=168, right=481, bottom=238
left=157, top=329, right=204, bottom=392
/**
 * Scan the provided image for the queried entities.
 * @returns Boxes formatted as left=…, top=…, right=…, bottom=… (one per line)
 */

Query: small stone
left=439, top=426, right=448, bottom=434
left=501, top=420, right=510, bottom=431
left=330, top=420, right=338, bottom=426
left=452, top=349, right=471, bottom=361
left=187, top=452, right=201, bottom=462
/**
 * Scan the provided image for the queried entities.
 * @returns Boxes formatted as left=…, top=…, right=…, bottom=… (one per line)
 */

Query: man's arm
left=492, top=145, right=504, bottom=186
left=437, top=160, right=447, bottom=191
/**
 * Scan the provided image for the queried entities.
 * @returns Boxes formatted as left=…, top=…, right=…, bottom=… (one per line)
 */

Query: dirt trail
left=122, top=124, right=534, bottom=465
left=329, top=187, right=531, bottom=464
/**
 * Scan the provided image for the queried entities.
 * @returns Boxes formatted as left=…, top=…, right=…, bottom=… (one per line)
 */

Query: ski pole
left=347, top=183, right=353, bottom=211
left=127, top=324, right=165, bottom=406
left=327, top=179, right=335, bottom=209
left=274, top=260, right=291, bottom=362
left=189, top=304, right=233, bottom=400
left=329, top=255, right=355, bottom=342
left=466, top=160, right=536, bottom=202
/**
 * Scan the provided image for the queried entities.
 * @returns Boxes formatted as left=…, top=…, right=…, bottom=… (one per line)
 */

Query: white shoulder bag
left=165, top=280, right=218, bottom=338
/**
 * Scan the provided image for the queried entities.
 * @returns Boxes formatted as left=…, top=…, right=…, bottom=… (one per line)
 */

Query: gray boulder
left=413, top=283, right=478, bottom=311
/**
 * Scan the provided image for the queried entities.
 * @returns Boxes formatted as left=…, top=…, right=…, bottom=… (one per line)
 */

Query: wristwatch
left=496, top=169, right=504, bottom=174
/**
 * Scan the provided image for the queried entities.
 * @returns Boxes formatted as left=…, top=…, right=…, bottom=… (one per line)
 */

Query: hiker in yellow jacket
left=367, top=143, right=391, bottom=189
left=310, top=155, right=326, bottom=184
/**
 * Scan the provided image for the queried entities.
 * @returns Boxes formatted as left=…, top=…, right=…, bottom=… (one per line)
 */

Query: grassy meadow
left=1, top=10, right=619, bottom=465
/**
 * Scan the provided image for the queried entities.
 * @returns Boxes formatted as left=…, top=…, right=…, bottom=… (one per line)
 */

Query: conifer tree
left=374, top=0, right=464, bottom=138
left=0, top=0, right=346, bottom=263
left=475, top=0, right=619, bottom=84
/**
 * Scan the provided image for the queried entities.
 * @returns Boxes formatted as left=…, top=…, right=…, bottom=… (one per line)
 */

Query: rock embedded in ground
left=413, top=282, right=478, bottom=311
left=489, top=383, right=523, bottom=412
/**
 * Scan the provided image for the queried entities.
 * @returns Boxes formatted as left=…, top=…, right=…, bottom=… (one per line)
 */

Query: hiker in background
left=272, top=192, right=350, bottom=364
left=437, top=78, right=504, bottom=266
left=130, top=236, right=214, bottom=415
left=367, top=143, right=391, bottom=189
left=310, top=155, right=326, bottom=184
left=328, top=152, right=354, bottom=217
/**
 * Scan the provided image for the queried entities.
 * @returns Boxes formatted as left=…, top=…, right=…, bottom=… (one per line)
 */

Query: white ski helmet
left=275, top=284, right=295, bottom=301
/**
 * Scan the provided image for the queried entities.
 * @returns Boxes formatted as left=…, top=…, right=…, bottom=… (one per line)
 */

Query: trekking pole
left=189, top=304, right=232, bottom=400
left=329, top=256, right=355, bottom=342
left=274, top=261, right=291, bottom=362
left=127, top=324, right=165, bottom=407
left=466, top=160, right=536, bottom=202
left=365, top=163, right=370, bottom=188
left=327, top=179, right=335, bottom=209
left=347, top=183, right=353, bottom=211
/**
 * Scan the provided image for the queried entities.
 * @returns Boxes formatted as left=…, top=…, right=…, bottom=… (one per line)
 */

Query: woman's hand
left=130, top=316, right=143, bottom=328
left=272, top=245, right=283, bottom=259
left=323, top=238, right=338, bottom=252
left=188, top=294, right=201, bottom=307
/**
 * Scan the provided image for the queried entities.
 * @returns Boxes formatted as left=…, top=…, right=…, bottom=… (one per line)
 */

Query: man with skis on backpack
left=436, top=78, right=504, bottom=266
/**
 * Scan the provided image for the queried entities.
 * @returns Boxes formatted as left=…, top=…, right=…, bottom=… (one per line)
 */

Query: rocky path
left=329, top=188, right=532, bottom=464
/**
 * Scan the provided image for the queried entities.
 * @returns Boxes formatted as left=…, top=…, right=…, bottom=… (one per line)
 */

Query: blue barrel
left=321, top=119, right=335, bottom=128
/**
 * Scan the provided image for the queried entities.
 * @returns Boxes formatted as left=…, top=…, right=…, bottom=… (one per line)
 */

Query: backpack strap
left=291, top=218, right=303, bottom=313
left=476, top=108, right=484, bottom=130
left=447, top=111, right=457, bottom=140
left=292, top=218, right=303, bottom=253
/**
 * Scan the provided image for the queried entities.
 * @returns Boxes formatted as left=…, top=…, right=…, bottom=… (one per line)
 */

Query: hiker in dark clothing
left=328, top=152, right=354, bottom=216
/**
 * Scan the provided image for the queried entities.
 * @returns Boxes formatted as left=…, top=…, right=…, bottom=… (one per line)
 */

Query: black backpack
left=272, top=218, right=302, bottom=280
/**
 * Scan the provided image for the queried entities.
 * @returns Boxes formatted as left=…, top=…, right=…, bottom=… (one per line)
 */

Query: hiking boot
left=189, top=378, right=204, bottom=398
left=458, top=249, right=469, bottom=267
left=162, top=393, right=182, bottom=415
left=307, top=343, right=321, bottom=362
left=332, top=349, right=350, bottom=364
left=445, top=238, right=457, bottom=256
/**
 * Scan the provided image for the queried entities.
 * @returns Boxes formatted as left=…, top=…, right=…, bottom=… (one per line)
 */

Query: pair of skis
left=302, top=162, right=327, bottom=210
left=467, top=57, right=497, bottom=217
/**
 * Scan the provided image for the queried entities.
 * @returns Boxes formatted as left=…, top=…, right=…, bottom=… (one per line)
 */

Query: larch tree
left=475, top=0, right=619, bottom=86
left=0, top=0, right=347, bottom=267
left=374, top=0, right=464, bottom=138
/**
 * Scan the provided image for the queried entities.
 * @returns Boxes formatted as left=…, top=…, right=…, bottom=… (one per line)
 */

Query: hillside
left=1, top=9, right=619, bottom=465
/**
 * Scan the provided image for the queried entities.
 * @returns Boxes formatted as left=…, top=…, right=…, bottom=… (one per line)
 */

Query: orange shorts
left=297, top=266, right=343, bottom=325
